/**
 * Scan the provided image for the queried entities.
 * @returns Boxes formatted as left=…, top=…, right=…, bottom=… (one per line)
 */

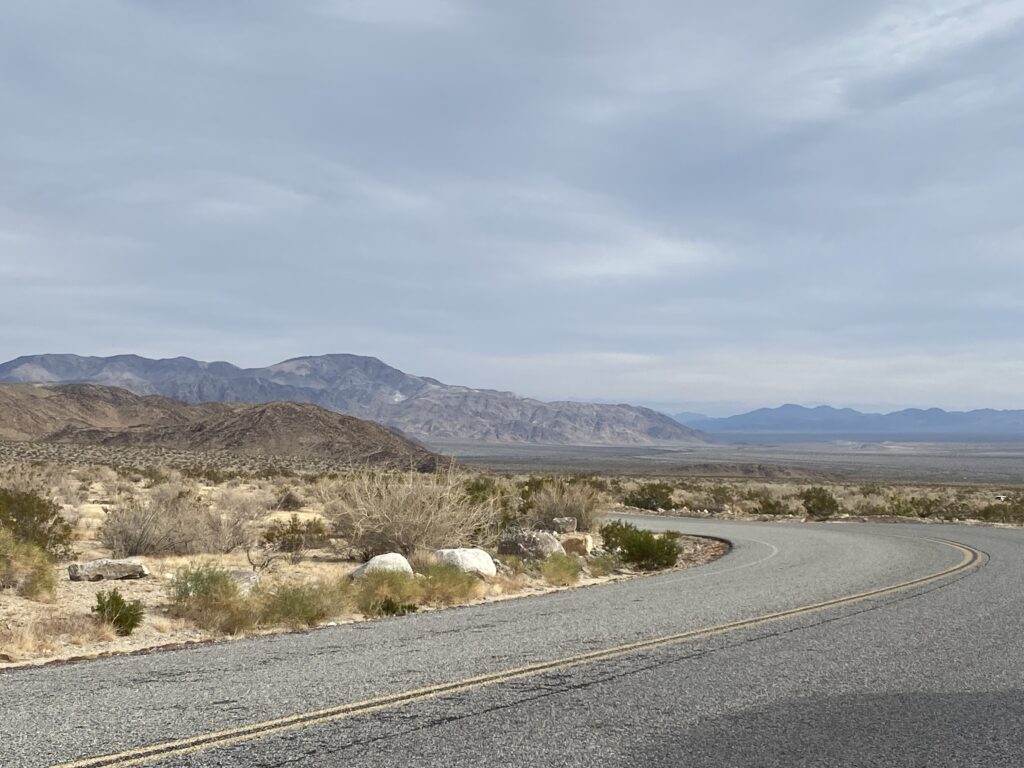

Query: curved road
left=3, top=517, right=1023, bottom=767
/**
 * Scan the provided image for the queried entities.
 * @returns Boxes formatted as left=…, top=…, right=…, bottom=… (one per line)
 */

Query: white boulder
left=434, top=548, right=497, bottom=577
left=350, top=552, right=414, bottom=580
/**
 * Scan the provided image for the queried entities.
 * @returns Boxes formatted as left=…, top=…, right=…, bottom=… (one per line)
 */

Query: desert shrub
left=100, top=483, right=208, bottom=556
left=622, top=482, right=675, bottom=511
left=257, top=580, right=348, bottom=628
left=417, top=562, right=482, bottom=605
left=800, top=487, right=840, bottom=520
left=975, top=500, right=1024, bottom=524
left=0, top=488, right=74, bottom=559
left=464, top=476, right=520, bottom=526
left=0, top=615, right=115, bottom=659
left=540, top=553, right=581, bottom=586
left=167, top=563, right=256, bottom=634
left=354, top=570, right=423, bottom=617
left=0, top=527, right=56, bottom=601
left=274, top=489, right=304, bottom=512
left=326, top=470, right=500, bottom=558
left=587, top=553, right=621, bottom=577
left=202, top=489, right=269, bottom=554
left=495, top=554, right=537, bottom=577
left=706, top=484, right=735, bottom=505
left=260, top=515, right=329, bottom=562
left=599, top=521, right=678, bottom=570
left=527, top=481, right=605, bottom=532
left=92, top=589, right=145, bottom=636
left=753, top=493, right=789, bottom=516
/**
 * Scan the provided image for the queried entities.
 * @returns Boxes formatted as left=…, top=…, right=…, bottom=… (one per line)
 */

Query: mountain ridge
left=0, top=354, right=704, bottom=446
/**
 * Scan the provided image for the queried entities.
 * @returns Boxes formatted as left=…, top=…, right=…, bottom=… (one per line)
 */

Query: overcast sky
left=2, top=1, right=1023, bottom=415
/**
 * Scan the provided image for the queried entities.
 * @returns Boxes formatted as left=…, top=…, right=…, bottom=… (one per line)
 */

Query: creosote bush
left=599, top=521, right=678, bottom=570
left=257, top=580, right=349, bottom=628
left=93, top=589, right=145, bottom=636
left=354, top=571, right=423, bottom=617
left=0, top=527, right=56, bottom=602
left=260, top=515, right=329, bottom=562
left=167, top=563, right=256, bottom=635
left=622, top=482, right=676, bottom=512
left=326, top=470, right=500, bottom=558
left=540, top=553, right=581, bottom=586
left=0, top=487, right=74, bottom=559
left=800, top=487, right=841, bottom=520
left=416, top=562, right=482, bottom=606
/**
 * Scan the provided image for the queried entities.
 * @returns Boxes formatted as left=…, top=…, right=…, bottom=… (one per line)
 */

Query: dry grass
left=0, top=614, right=115, bottom=660
left=528, top=481, right=605, bottom=532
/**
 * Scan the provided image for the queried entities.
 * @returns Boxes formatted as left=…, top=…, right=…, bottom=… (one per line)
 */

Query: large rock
left=435, top=548, right=497, bottom=577
left=68, top=558, right=150, bottom=582
left=350, top=552, right=414, bottom=580
left=497, top=529, right=565, bottom=560
left=551, top=517, right=578, bottom=533
left=561, top=533, right=594, bottom=556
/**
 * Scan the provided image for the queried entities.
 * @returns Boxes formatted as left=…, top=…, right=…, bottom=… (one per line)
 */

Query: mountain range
left=678, top=404, right=1024, bottom=440
left=0, top=383, right=443, bottom=470
left=0, top=354, right=703, bottom=446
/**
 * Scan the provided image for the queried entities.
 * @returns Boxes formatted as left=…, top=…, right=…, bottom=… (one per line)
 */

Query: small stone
left=497, top=528, right=565, bottom=560
left=67, top=559, right=150, bottom=582
left=551, top=517, right=577, bottom=533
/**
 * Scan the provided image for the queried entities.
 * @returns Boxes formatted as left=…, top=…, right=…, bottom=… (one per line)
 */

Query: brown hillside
left=0, top=384, right=445, bottom=471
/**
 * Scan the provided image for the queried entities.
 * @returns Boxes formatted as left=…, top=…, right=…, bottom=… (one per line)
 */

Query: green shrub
left=167, top=563, right=256, bottom=634
left=93, top=588, right=145, bottom=636
left=540, top=553, right=581, bottom=586
left=0, top=488, right=74, bottom=559
left=354, top=570, right=423, bottom=617
left=800, top=487, right=840, bottom=520
left=587, top=553, right=621, bottom=577
left=0, top=527, right=56, bottom=601
left=261, top=515, right=329, bottom=561
left=273, top=489, right=304, bottom=511
left=622, top=482, right=675, bottom=511
left=417, top=562, right=481, bottom=605
left=754, top=494, right=788, bottom=516
left=599, top=521, right=679, bottom=570
left=257, top=580, right=347, bottom=628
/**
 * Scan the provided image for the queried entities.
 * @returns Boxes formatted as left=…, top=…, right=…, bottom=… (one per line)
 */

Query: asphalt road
left=3, top=516, right=1022, bottom=767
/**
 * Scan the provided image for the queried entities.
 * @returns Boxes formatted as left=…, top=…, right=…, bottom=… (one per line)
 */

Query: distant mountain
left=0, top=383, right=444, bottom=470
left=0, top=354, right=704, bottom=446
left=685, top=404, right=1024, bottom=440
left=672, top=411, right=709, bottom=426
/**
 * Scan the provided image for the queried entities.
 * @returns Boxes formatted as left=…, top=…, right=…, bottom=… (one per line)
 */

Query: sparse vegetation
left=622, top=481, right=675, bottom=511
left=599, top=521, right=678, bottom=570
left=92, top=588, right=145, bottom=636
left=800, top=486, right=841, bottom=520
left=0, top=527, right=56, bottom=601
left=260, top=514, right=329, bottom=562
left=0, top=487, right=74, bottom=559
left=355, top=571, right=423, bottom=617
left=527, top=480, right=605, bottom=532
left=417, top=562, right=482, bottom=605
left=540, top=553, right=581, bottom=586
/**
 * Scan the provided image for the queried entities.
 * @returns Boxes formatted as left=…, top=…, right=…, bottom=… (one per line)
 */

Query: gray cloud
left=2, top=0, right=1024, bottom=413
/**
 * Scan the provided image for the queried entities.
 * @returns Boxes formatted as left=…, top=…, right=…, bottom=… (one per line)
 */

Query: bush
left=0, top=488, right=74, bottom=559
left=587, top=553, right=621, bottom=577
left=622, top=482, right=675, bottom=511
left=417, top=562, right=482, bottom=606
left=754, top=493, right=788, bottom=516
left=599, top=521, right=678, bottom=570
left=99, top=484, right=207, bottom=557
left=0, top=527, right=56, bottom=601
left=274, top=489, right=304, bottom=512
left=257, top=580, right=346, bottom=628
left=800, top=487, right=840, bottom=520
left=167, top=563, right=256, bottom=634
left=354, top=570, right=423, bottom=617
left=528, top=481, right=605, bottom=532
left=326, top=470, right=500, bottom=558
left=540, top=553, right=581, bottom=586
left=93, top=588, right=145, bottom=636
left=261, top=515, right=329, bottom=562
left=203, top=489, right=269, bottom=553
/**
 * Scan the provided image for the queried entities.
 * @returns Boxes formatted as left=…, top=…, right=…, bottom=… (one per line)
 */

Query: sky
left=2, top=1, right=1023, bottom=416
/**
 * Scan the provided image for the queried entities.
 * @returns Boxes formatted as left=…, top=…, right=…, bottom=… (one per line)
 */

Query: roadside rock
left=561, top=534, right=594, bottom=556
left=350, top=552, right=414, bottom=580
left=67, top=559, right=150, bottom=582
left=434, top=548, right=497, bottom=577
left=551, top=517, right=577, bottom=533
left=497, top=528, right=565, bottom=560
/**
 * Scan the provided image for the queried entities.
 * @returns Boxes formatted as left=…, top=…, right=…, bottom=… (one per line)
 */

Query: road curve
left=3, top=517, right=1022, bottom=767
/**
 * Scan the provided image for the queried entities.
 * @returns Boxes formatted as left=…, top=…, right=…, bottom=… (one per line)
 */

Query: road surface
left=3, top=515, right=1022, bottom=767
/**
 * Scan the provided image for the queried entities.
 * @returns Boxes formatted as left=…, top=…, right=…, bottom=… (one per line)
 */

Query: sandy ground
left=0, top=537, right=728, bottom=669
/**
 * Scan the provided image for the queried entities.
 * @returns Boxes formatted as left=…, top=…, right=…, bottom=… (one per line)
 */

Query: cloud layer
left=2, top=1, right=1023, bottom=413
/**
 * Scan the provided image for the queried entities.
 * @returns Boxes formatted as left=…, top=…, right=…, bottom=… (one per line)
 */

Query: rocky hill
left=0, top=354, right=704, bottom=446
left=0, top=384, right=444, bottom=470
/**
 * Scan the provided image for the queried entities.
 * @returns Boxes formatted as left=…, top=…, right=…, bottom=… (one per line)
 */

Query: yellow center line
left=53, top=537, right=981, bottom=768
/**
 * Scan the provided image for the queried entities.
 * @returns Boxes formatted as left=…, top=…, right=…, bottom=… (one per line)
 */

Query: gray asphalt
left=3, top=516, right=1022, bottom=767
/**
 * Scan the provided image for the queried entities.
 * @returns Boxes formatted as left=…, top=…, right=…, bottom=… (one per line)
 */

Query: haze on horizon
left=2, top=1, right=1023, bottom=415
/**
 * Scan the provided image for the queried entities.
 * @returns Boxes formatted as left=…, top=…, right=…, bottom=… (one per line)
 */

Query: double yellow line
left=55, top=537, right=980, bottom=768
